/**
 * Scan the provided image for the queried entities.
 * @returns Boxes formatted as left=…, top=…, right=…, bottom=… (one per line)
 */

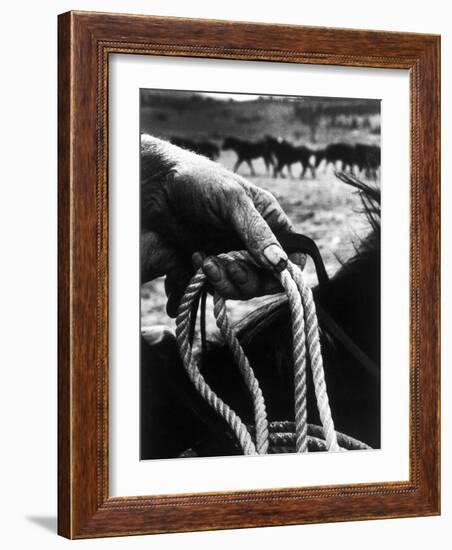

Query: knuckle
left=228, top=182, right=247, bottom=202
left=213, top=280, right=234, bottom=299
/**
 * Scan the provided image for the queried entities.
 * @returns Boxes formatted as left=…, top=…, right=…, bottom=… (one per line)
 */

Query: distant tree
left=293, top=102, right=324, bottom=143
left=292, top=98, right=381, bottom=142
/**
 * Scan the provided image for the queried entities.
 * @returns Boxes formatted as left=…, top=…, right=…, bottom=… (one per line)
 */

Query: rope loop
left=175, top=251, right=351, bottom=454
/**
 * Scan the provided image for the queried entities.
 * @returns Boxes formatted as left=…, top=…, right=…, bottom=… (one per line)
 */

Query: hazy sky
left=200, top=92, right=261, bottom=101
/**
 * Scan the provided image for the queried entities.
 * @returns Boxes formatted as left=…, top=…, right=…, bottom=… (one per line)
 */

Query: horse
left=140, top=174, right=381, bottom=459
left=265, top=137, right=316, bottom=179
left=297, top=145, right=317, bottom=179
left=222, top=137, right=274, bottom=175
left=354, top=143, right=381, bottom=179
left=170, top=137, right=220, bottom=160
left=195, top=141, right=220, bottom=161
left=316, top=143, right=356, bottom=173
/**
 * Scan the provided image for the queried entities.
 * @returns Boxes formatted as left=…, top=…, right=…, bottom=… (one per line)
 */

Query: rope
left=278, top=270, right=308, bottom=452
left=175, top=271, right=257, bottom=455
left=175, top=252, right=341, bottom=455
left=270, top=436, right=327, bottom=454
left=269, top=424, right=370, bottom=451
left=247, top=422, right=370, bottom=452
left=213, top=293, right=269, bottom=453
left=288, top=262, right=340, bottom=452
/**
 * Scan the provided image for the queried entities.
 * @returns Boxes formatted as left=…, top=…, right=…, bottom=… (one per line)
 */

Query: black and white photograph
left=139, top=89, right=381, bottom=460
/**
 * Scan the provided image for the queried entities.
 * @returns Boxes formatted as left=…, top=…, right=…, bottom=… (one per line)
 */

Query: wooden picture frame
left=58, top=10, right=440, bottom=539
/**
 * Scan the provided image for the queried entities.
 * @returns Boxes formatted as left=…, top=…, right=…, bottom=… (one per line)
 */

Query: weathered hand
left=140, top=135, right=300, bottom=315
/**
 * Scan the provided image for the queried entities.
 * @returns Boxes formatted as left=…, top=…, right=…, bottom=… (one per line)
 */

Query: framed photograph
left=58, top=11, right=440, bottom=538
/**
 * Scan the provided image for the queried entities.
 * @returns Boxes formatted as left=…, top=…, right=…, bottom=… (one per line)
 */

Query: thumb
left=228, top=190, right=288, bottom=271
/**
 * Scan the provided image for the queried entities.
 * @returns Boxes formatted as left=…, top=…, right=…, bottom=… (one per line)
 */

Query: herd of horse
left=170, top=135, right=381, bottom=180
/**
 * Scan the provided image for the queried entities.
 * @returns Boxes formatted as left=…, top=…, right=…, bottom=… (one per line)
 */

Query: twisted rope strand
left=267, top=421, right=370, bottom=450
left=288, top=262, right=340, bottom=452
left=176, top=272, right=257, bottom=455
left=278, top=270, right=308, bottom=452
left=270, top=436, right=328, bottom=454
left=213, top=293, right=269, bottom=454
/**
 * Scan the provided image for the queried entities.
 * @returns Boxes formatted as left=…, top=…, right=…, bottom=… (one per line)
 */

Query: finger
left=238, top=178, right=294, bottom=234
left=289, top=251, right=307, bottom=271
left=141, top=230, right=179, bottom=282
left=202, top=256, right=240, bottom=299
left=202, top=255, right=282, bottom=300
left=226, top=259, right=281, bottom=299
left=228, top=189, right=288, bottom=272
left=192, top=251, right=206, bottom=271
left=238, top=183, right=307, bottom=271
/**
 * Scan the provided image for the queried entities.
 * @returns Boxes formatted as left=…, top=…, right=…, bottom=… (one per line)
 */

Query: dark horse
left=222, top=137, right=274, bottom=175
left=316, top=143, right=381, bottom=179
left=316, top=142, right=356, bottom=173
left=140, top=175, right=380, bottom=459
left=170, top=136, right=220, bottom=161
left=266, top=136, right=316, bottom=179
left=354, top=143, right=381, bottom=179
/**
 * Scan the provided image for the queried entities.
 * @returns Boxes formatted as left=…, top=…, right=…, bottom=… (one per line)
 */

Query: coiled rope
left=252, top=422, right=371, bottom=453
left=175, top=251, right=343, bottom=455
